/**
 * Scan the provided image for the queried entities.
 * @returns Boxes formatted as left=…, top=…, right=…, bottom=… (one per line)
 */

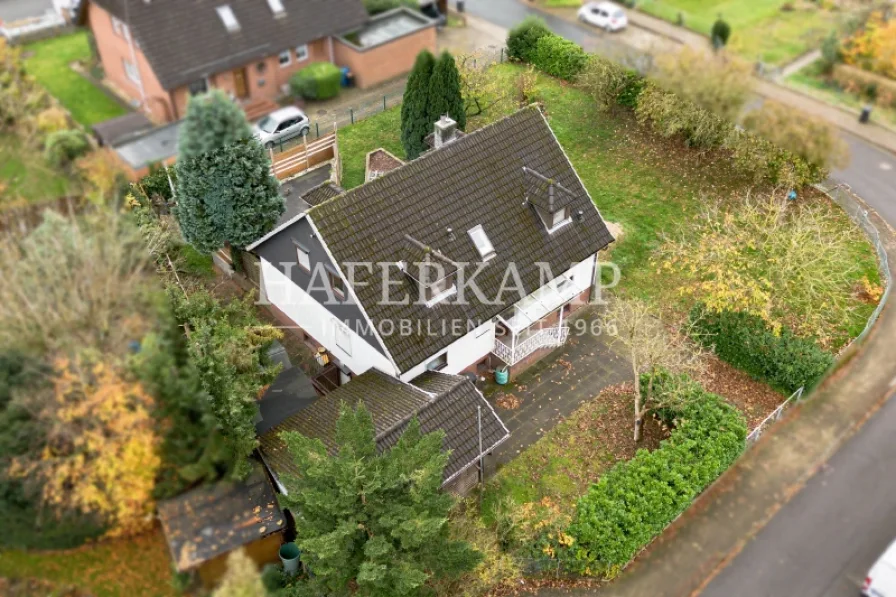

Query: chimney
left=434, top=115, right=457, bottom=149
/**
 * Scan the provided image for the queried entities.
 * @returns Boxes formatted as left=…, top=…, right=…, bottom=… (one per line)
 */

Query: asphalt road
left=465, top=2, right=896, bottom=596
left=701, top=392, right=896, bottom=597
left=0, top=0, right=54, bottom=22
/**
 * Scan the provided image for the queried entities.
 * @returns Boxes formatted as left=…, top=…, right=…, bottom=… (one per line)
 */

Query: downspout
left=328, top=36, right=335, bottom=63
left=122, top=0, right=147, bottom=110
left=169, top=90, right=179, bottom=121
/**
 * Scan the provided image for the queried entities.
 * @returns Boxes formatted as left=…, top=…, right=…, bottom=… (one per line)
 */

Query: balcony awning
left=498, top=275, right=581, bottom=334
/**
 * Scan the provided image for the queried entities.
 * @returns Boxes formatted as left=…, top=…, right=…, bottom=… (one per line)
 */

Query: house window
left=425, top=352, right=448, bottom=371
left=467, top=225, right=496, bottom=261
left=335, top=322, right=352, bottom=356
left=267, top=0, right=285, bottom=17
left=329, top=271, right=345, bottom=299
left=296, top=247, right=310, bottom=272
left=295, top=44, right=309, bottom=62
left=424, top=276, right=456, bottom=306
left=278, top=50, right=292, bottom=67
left=122, top=59, right=140, bottom=84
left=216, top=5, right=241, bottom=32
left=111, top=15, right=130, bottom=40
left=188, top=78, right=208, bottom=96
left=550, top=207, right=571, bottom=231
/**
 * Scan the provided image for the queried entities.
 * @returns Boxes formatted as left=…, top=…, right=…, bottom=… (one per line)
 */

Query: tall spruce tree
left=428, top=52, right=466, bottom=131
left=178, top=89, right=253, bottom=161
left=401, top=50, right=436, bottom=160
left=175, top=138, right=283, bottom=253
left=279, top=405, right=481, bottom=597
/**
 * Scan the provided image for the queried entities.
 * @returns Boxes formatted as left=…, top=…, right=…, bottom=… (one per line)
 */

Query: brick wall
left=87, top=2, right=173, bottom=123
left=332, top=26, right=437, bottom=89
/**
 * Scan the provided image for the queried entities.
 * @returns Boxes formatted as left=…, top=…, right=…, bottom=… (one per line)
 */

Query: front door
left=233, top=67, right=249, bottom=99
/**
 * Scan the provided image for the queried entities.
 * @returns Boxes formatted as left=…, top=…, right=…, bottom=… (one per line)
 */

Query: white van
left=864, top=539, right=896, bottom=597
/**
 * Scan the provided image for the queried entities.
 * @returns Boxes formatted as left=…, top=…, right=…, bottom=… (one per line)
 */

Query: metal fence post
left=315, top=122, right=320, bottom=138
left=350, top=108, right=354, bottom=125
left=501, top=47, right=504, bottom=63
left=383, top=95, right=387, bottom=111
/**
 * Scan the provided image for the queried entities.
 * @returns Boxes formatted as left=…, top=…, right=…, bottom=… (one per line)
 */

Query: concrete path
left=779, top=49, right=822, bottom=79
left=483, top=307, right=630, bottom=471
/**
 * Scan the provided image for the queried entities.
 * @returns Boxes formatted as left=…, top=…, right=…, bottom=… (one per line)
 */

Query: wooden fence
left=269, top=132, right=337, bottom=181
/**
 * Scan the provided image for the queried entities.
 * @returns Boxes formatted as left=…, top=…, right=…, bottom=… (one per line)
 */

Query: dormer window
left=401, top=235, right=459, bottom=307
left=266, top=0, right=286, bottom=17
left=549, top=206, right=572, bottom=231
left=523, top=167, right=576, bottom=235
left=468, top=225, right=496, bottom=261
left=216, top=5, right=240, bottom=32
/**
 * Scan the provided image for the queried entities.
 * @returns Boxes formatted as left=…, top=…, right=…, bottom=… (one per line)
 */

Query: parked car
left=577, top=1, right=628, bottom=31
left=863, top=539, right=896, bottom=597
left=253, top=107, right=310, bottom=149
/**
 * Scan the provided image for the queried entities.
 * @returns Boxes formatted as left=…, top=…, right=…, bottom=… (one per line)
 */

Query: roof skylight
left=216, top=5, right=241, bottom=32
left=467, top=225, right=496, bottom=261
left=266, top=0, right=286, bottom=17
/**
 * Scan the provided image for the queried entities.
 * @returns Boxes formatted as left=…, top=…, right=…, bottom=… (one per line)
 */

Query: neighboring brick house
left=77, top=0, right=437, bottom=123
left=247, top=106, right=616, bottom=386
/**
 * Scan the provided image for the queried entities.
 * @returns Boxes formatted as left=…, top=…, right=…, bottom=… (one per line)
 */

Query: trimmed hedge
left=507, top=16, right=552, bottom=63
left=290, top=62, right=342, bottom=101
left=689, top=305, right=834, bottom=394
left=568, top=377, right=746, bottom=574
left=530, top=34, right=589, bottom=82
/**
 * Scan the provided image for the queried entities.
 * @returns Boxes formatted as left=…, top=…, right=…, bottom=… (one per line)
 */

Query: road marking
left=881, top=162, right=893, bottom=171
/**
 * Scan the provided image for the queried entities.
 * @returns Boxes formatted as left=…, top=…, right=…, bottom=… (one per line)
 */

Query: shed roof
left=157, top=464, right=285, bottom=572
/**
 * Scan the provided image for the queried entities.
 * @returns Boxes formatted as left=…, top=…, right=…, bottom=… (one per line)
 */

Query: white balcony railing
left=493, top=326, right=570, bottom=366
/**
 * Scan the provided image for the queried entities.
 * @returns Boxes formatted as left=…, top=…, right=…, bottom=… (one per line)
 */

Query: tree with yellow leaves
left=841, top=11, right=896, bottom=80
left=10, top=357, right=161, bottom=536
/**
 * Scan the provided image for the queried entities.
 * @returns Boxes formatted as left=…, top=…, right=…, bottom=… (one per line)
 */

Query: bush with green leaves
left=530, top=34, right=589, bottom=82
left=44, top=129, right=90, bottom=169
left=689, top=304, right=834, bottom=394
left=820, top=31, right=842, bottom=73
left=290, top=62, right=342, bottom=101
left=568, top=378, right=746, bottom=574
left=710, top=17, right=731, bottom=48
left=635, top=81, right=732, bottom=148
left=577, top=56, right=644, bottom=110
left=507, top=16, right=551, bottom=63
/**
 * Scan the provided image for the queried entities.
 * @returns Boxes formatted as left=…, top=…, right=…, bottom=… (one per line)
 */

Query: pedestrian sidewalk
left=530, top=199, right=896, bottom=597
left=530, top=0, right=896, bottom=154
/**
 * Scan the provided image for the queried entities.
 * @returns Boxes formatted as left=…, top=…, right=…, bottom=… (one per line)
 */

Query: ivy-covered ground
left=337, top=63, right=879, bottom=349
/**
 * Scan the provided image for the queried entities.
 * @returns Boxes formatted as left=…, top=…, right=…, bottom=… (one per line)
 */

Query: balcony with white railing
left=493, top=326, right=569, bottom=366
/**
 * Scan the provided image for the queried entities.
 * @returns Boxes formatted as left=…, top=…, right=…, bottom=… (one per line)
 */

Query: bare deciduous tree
left=601, top=298, right=706, bottom=441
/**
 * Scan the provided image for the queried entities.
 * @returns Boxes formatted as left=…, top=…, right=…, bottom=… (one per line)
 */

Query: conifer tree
left=428, top=52, right=466, bottom=131
left=401, top=50, right=436, bottom=160
left=279, top=404, right=481, bottom=596
left=175, top=138, right=283, bottom=253
left=178, top=89, right=253, bottom=161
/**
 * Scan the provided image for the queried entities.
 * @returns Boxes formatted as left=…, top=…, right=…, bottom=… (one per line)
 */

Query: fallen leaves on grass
left=697, top=355, right=785, bottom=428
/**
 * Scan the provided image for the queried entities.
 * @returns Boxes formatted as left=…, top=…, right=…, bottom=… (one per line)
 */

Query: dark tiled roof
left=301, top=181, right=343, bottom=207
left=402, top=234, right=460, bottom=283
left=424, top=129, right=466, bottom=149
left=410, top=370, right=464, bottom=395
left=523, top=166, right=575, bottom=212
left=85, top=0, right=369, bottom=90
left=255, top=367, right=320, bottom=435
left=91, top=112, right=153, bottom=147
left=259, top=369, right=509, bottom=486
left=309, top=107, right=614, bottom=372
left=157, top=463, right=285, bottom=572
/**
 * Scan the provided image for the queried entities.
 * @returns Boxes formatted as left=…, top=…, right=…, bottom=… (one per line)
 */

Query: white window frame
left=216, top=5, right=241, bottom=32
left=467, top=225, right=496, bottom=261
left=328, top=271, right=345, bottom=299
left=111, top=15, right=130, bottom=40
left=278, top=49, right=292, bottom=67
left=334, top=322, right=352, bottom=356
left=425, top=352, right=448, bottom=372
left=295, top=44, right=309, bottom=62
left=548, top=207, right=572, bottom=233
left=122, top=58, right=141, bottom=85
left=267, top=0, right=286, bottom=17
left=296, top=247, right=310, bottom=272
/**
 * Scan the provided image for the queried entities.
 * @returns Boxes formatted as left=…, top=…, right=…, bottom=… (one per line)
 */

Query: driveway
left=0, top=0, right=54, bottom=22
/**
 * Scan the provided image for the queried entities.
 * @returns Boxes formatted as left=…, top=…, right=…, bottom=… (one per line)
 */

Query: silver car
left=253, top=106, right=311, bottom=149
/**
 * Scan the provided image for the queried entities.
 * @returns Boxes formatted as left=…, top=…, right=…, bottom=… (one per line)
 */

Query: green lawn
left=25, top=31, right=129, bottom=127
left=785, top=60, right=896, bottom=128
left=0, top=529, right=178, bottom=597
left=635, top=0, right=855, bottom=65
left=0, top=133, right=73, bottom=206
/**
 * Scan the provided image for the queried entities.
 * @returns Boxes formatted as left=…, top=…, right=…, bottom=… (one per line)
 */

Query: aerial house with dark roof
left=77, top=0, right=437, bottom=123
left=248, top=106, right=615, bottom=386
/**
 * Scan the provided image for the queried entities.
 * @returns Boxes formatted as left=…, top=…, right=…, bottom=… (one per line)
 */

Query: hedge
left=568, top=377, right=746, bottom=574
left=689, top=304, right=834, bottom=394
left=530, top=34, right=589, bottom=82
left=290, top=62, right=342, bottom=101
left=507, top=16, right=551, bottom=63
left=44, top=128, right=90, bottom=169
